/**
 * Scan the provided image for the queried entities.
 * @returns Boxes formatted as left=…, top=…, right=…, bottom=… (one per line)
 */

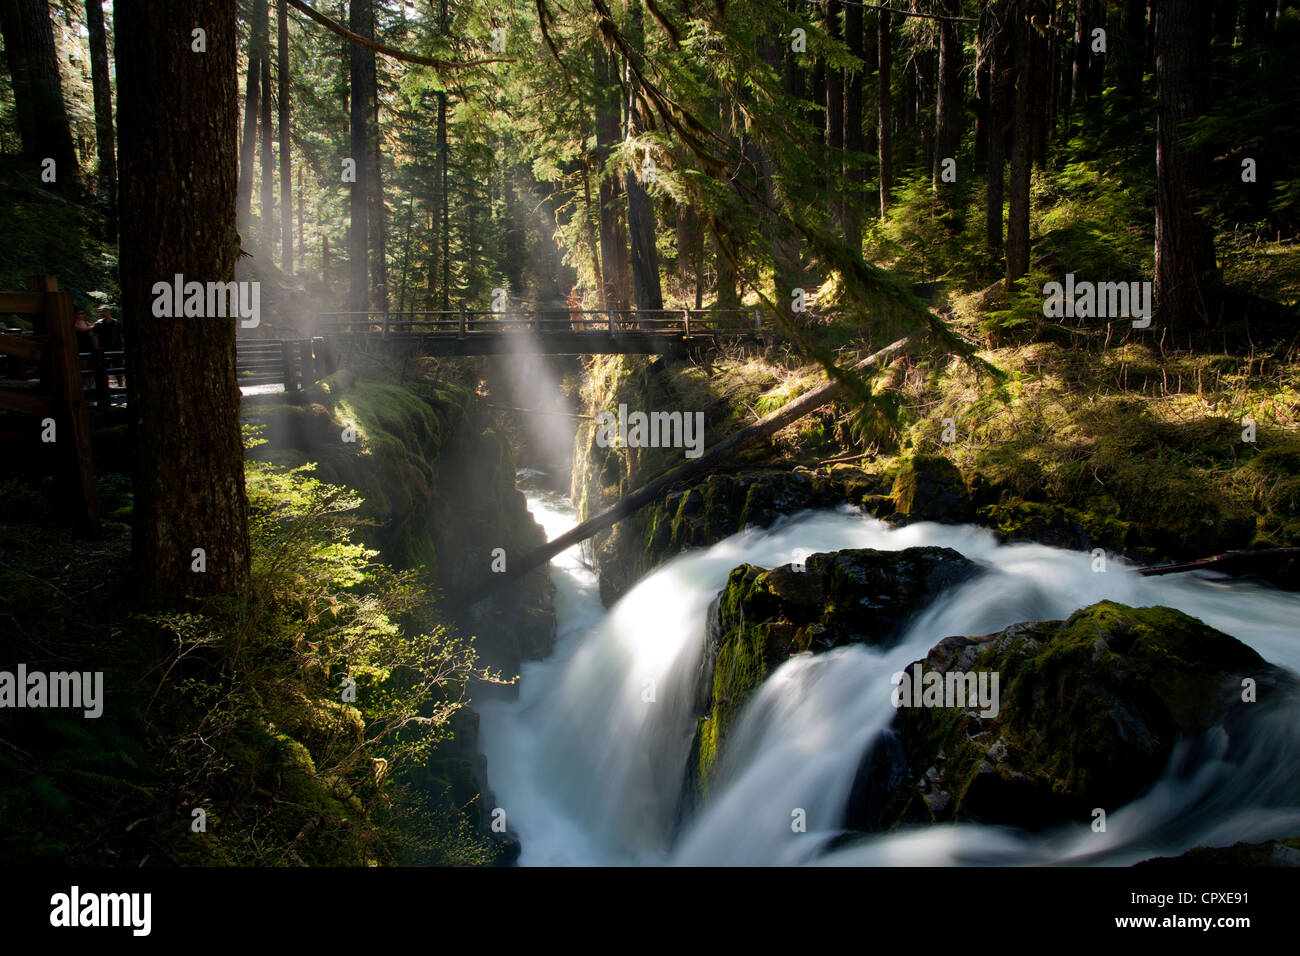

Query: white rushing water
left=477, top=485, right=1300, bottom=866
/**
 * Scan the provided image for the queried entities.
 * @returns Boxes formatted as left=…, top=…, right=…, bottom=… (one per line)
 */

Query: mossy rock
left=978, top=498, right=1130, bottom=552
left=687, top=547, right=978, bottom=800
left=891, top=455, right=974, bottom=524
left=861, top=601, right=1291, bottom=832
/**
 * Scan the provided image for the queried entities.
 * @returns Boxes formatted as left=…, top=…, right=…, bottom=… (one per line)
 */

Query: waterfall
left=478, top=486, right=1300, bottom=866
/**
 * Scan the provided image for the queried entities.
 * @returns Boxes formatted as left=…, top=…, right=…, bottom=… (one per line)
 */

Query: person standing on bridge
left=72, top=307, right=96, bottom=371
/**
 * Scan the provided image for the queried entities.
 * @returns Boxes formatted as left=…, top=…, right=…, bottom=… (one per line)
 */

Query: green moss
left=692, top=566, right=782, bottom=794
left=897, top=601, right=1270, bottom=826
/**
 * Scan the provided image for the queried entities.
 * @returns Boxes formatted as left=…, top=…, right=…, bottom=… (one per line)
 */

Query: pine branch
left=285, top=0, right=514, bottom=70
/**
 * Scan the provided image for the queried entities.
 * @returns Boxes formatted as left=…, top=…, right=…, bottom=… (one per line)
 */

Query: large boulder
left=850, top=601, right=1290, bottom=832
left=891, top=455, right=974, bottom=524
left=686, top=546, right=978, bottom=800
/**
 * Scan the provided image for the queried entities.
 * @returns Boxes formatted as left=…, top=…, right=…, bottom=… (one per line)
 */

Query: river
left=476, top=480, right=1300, bottom=866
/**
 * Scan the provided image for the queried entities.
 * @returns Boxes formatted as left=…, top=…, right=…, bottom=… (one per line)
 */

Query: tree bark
left=16, top=0, right=79, bottom=191
left=368, top=54, right=387, bottom=315
left=974, top=5, right=990, bottom=172
left=116, top=0, right=250, bottom=606
left=1154, top=0, right=1219, bottom=328
left=622, top=3, right=663, bottom=316
left=0, top=0, right=37, bottom=153
left=986, top=1, right=1013, bottom=252
left=84, top=0, right=115, bottom=227
left=917, top=50, right=935, bottom=178
left=259, top=51, right=274, bottom=247
left=236, top=0, right=266, bottom=228
left=933, top=0, right=964, bottom=197
left=1071, top=0, right=1092, bottom=111
left=1030, top=0, right=1050, bottom=170
left=1115, top=0, right=1147, bottom=102
left=877, top=6, right=892, bottom=220
left=596, top=49, right=629, bottom=312
left=826, top=1, right=845, bottom=230
left=347, top=0, right=371, bottom=314
left=1006, top=2, right=1033, bottom=286
left=843, top=1, right=865, bottom=245
left=278, top=0, right=293, bottom=273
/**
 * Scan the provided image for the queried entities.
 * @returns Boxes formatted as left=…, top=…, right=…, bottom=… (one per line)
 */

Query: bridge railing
left=236, top=337, right=339, bottom=392
left=314, top=308, right=767, bottom=337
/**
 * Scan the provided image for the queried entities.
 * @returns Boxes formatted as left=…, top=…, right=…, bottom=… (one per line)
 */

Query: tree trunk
left=1006, top=2, right=1033, bottom=286
left=843, top=0, right=865, bottom=247
left=368, top=62, right=387, bottom=315
left=16, top=0, right=79, bottom=191
left=84, top=0, right=115, bottom=228
left=826, top=1, right=845, bottom=230
left=1116, top=0, right=1147, bottom=102
left=0, top=0, right=37, bottom=153
left=438, top=90, right=450, bottom=309
left=347, top=0, right=371, bottom=314
left=1211, top=0, right=1237, bottom=47
left=1086, top=0, right=1106, bottom=98
left=116, top=0, right=250, bottom=606
left=297, top=164, right=305, bottom=262
left=986, top=1, right=1013, bottom=252
left=595, top=49, right=629, bottom=312
left=917, top=50, right=935, bottom=177
left=811, top=58, right=826, bottom=195
left=277, top=0, right=293, bottom=273
left=1154, top=0, right=1219, bottom=328
left=236, top=0, right=266, bottom=228
left=1046, top=0, right=1061, bottom=136
left=933, top=0, right=964, bottom=196
left=877, top=6, right=892, bottom=220
left=438, top=0, right=450, bottom=309
left=974, top=5, right=991, bottom=171
left=259, top=51, right=274, bottom=247
left=622, top=6, right=663, bottom=315
left=1030, top=0, right=1050, bottom=170
left=756, top=36, right=803, bottom=323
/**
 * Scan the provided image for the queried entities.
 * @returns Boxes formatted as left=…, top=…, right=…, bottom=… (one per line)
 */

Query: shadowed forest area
left=0, top=0, right=1298, bottom=910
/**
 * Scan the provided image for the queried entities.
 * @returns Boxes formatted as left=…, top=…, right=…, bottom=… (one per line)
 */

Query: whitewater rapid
left=476, top=484, right=1300, bottom=866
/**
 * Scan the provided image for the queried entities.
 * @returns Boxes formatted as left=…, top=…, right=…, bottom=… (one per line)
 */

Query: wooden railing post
left=683, top=308, right=691, bottom=338
left=459, top=308, right=467, bottom=338
left=314, top=336, right=332, bottom=376
left=382, top=312, right=390, bottom=336
left=281, top=339, right=298, bottom=391
left=607, top=309, right=615, bottom=333
left=92, top=348, right=109, bottom=408
left=40, top=280, right=100, bottom=533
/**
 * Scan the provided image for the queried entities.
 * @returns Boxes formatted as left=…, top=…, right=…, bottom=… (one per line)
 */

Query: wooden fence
left=0, top=276, right=98, bottom=532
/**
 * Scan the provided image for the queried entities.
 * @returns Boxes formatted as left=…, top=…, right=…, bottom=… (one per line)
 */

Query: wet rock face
left=686, top=546, right=979, bottom=801
left=890, top=454, right=975, bottom=525
left=852, top=601, right=1290, bottom=833
left=594, top=468, right=894, bottom=605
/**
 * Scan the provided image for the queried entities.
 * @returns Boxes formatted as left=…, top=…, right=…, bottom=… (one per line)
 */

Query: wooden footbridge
left=317, top=307, right=767, bottom=357
left=237, top=306, right=769, bottom=389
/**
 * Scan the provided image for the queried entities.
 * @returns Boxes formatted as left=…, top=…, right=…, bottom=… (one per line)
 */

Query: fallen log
left=1137, top=548, right=1300, bottom=578
left=462, top=334, right=917, bottom=605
